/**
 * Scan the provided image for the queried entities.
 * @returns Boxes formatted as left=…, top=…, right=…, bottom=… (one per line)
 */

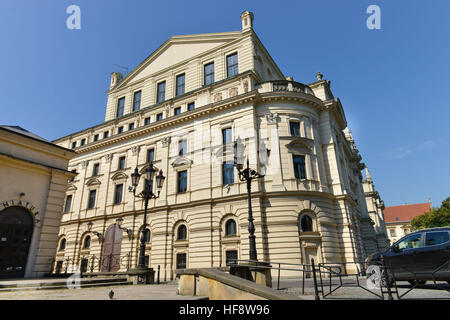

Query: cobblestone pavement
left=274, top=278, right=450, bottom=300
left=0, top=281, right=205, bottom=300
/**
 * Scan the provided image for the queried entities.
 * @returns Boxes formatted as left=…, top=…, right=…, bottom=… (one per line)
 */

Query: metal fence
left=54, top=253, right=133, bottom=274
left=229, top=257, right=450, bottom=300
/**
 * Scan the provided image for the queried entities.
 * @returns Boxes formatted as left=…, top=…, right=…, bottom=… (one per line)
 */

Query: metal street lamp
left=86, top=221, right=103, bottom=240
left=116, top=216, right=133, bottom=239
left=233, top=136, right=264, bottom=262
left=129, top=162, right=165, bottom=269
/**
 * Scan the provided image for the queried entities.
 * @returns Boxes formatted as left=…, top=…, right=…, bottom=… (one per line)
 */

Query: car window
left=425, top=231, right=449, bottom=246
left=397, top=233, right=422, bottom=250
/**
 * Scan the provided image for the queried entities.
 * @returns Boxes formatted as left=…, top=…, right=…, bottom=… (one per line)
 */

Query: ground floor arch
left=0, top=206, right=34, bottom=278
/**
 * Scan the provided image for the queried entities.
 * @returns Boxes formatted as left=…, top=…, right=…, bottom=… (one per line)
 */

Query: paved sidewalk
left=0, top=282, right=204, bottom=300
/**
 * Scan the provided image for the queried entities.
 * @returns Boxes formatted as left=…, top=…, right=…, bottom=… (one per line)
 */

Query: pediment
left=66, top=183, right=77, bottom=191
left=111, top=171, right=128, bottom=181
left=171, top=156, right=192, bottom=168
left=112, top=32, right=242, bottom=90
left=85, top=178, right=101, bottom=186
left=286, top=138, right=313, bottom=151
left=138, top=163, right=161, bottom=174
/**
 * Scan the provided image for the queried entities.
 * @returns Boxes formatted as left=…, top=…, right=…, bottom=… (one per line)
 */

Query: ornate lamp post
left=234, top=136, right=264, bottom=261
left=129, top=162, right=165, bottom=269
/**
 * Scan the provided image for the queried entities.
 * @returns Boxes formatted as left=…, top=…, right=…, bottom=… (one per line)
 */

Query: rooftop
left=384, top=202, right=431, bottom=223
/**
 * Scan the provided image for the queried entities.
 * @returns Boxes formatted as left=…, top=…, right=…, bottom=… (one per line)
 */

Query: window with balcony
left=293, top=155, right=306, bottom=179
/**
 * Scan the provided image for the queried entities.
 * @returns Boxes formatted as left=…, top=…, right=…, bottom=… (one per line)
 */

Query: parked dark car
left=365, top=227, right=450, bottom=285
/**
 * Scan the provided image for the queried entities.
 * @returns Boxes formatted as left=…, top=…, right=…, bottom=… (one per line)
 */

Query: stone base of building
left=229, top=262, right=272, bottom=288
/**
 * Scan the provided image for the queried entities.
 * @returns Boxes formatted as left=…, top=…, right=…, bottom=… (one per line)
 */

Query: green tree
left=410, top=197, right=450, bottom=230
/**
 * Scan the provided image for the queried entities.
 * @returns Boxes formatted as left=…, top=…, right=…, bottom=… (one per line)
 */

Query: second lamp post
left=129, top=162, right=165, bottom=269
left=234, top=137, right=264, bottom=262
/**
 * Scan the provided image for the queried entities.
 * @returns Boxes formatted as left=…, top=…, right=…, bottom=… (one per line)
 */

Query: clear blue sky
left=1, top=0, right=449, bottom=208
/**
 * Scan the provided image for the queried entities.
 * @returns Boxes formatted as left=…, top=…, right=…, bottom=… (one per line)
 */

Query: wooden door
left=101, top=224, right=122, bottom=272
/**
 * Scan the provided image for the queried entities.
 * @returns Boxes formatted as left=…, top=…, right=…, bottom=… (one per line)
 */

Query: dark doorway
left=101, top=224, right=122, bottom=272
left=0, top=206, right=34, bottom=278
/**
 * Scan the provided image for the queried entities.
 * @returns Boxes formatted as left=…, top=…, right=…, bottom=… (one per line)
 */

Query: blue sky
left=1, top=0, right=449, bottom=208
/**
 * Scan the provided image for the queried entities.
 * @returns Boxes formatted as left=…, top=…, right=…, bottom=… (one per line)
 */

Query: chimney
left=241, top=11, right=254, bottom=31
left=110, top=72, right=123, bottom=89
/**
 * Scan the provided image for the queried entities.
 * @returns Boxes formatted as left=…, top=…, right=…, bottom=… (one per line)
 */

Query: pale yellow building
left=0, top=126, right=75, bottom=278
left=52, top=11, right=389, bottom=279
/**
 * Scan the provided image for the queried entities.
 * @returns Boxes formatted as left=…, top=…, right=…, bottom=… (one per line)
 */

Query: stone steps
left=0, top=277, right=132, bottom=292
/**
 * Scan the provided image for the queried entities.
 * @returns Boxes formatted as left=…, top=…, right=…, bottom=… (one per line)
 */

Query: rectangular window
left=157, top=81, right=166, bottom=103
left=174, top=107, right=181, bottom=115
left=177, top=170, right=187, bottom=193
left=226, top=250, right=238, bottom=266
left=116, top=97, right=125, bottom=118
left=93, top=134, right=99, bottom=142
left=147, top=149, right=155, bottom=163
left=64, top=195, right=72, bottom=214
left=128, top=123, right=134, bottom=130
left=179, top=140, right=187, bottom=156
left=92, top=163, right=100, bottom=176
left=118, top=156, right=126, bottom=170
left=88, top=189, right=96, bottom=209
left=222, top=161, right=234, bottom=185
left=80, top=138, right=86, bottom=146
left=226, top=53, right=238, bottom=78
left=187, top=102, right=195, bottom=111
left=118, top=126, right=124, bottom=134
left=144, top=117, right=151, bottom=125
left=390, top=229, right=396, bottom=237
left=114, top=184, right=123, bottom=204
left=103, top=131, right=109, bottom=139
left=80, top=259, right=89, bottom=273
left=133, top=91, right=141, bottom=112
left=176, top=74, right=185, bottom=96
left=71, top=141, right=77, bottom=149
left=222, top=128, right=232, bottom=145
left=204, top=62, right=214, bottom=85
left=176, top=253, right=187, bottom=269
left=293, top=155, right=306, bottom=179
left=290, top=122, right=300, bottom=137
left=156, top=113, right=163, bottom=121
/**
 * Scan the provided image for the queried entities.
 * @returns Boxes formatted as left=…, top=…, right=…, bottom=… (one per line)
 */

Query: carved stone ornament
left=265, top=112, right=278, bottom=125
left=213, top=92, right=222, bottom=103
left=105, top=154, right=113, bottom=162
left=228, top=87, right=238, bottom=98
left=131, top=146, right=140, bottom=156
left=243, top=81, right=249, bottom=93
left=161, top=137, right=171, bottom=147
left=81, top=161, right=88, bottom=168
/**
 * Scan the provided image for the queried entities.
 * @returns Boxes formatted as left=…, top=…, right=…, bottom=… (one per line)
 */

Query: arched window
left=83, top=235, right=91, bottom=249
left=300, top=215, right=313, bottom=232
left=59, top=238, right=66, bottom=251
left=177, top=225, right=187, bottom=240
left=225, top=219, right=237, bottom=236
left=144, top=228, right=151, bottom=243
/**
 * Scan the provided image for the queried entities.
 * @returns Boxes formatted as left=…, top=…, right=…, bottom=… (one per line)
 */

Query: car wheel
left=408, top=280, right=427, bottom=286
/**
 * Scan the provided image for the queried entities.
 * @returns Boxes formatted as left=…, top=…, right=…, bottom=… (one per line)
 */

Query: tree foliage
left=410, top=197, right=450, bottom=230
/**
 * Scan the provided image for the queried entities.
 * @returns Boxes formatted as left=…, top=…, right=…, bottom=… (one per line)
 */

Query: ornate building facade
left=53, top=11, right=388, bottom=279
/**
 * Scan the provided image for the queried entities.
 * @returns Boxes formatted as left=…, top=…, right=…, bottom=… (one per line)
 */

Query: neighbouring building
left=52, top=11, right=389, bottom=279
left=0, top=126, right=76, bottom=278
left=362, top=168, right=390, bottom=252
left=384, top=202, right=432, bottom=244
